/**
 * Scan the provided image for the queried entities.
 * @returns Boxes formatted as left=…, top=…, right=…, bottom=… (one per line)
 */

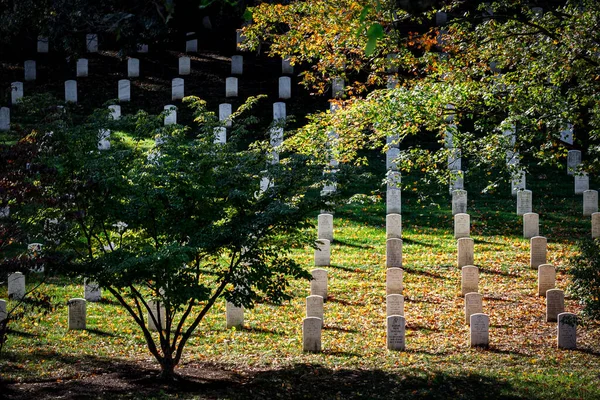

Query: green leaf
left=365, top=23, right=384, bottom=56
left=243, top=9, right=253, bottom=22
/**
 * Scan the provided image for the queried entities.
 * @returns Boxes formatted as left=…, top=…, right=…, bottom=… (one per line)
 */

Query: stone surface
left=523, top=212, right=539, bottom=239
left=127, top=58, right=140, bottom=78
left=530, top=236, right=547, bottom=269
left=0, top=299, right=6, bottom=323
left=279, top=77, right=291, bottom=99
left=303, top=317, right=322, bottom=352
left=386, top=315, right=406, bottom=351
left=219, top=103, right=232, bottom=127
left=84, top=279, right=101, bottom=302
left=108, top=105, right=121, bottom=120
left=546, top=289, right=564, bottom=322
left=37, top=36, right=49, bottom=53
left=318, top=214, right=334, bottom=242
left=452, top=189, right=467, bottom=215
left=386, top=294, right=404, bottom=317
left=560, top=123, right=574, bottom=145
left=98, top=129, right=110, bottom=150
left=179, top=56, right=191, bottom=75
left=148, top=300, right=167, bottom=331
left=226, top=301, right=244, bottom=328
left=86, top=34, right=98, bottom=52
left=583, top=190, right=598, bottom=216
left=567, top=150, right=582, bottom=175
left=386, top=189, right=401, bottom=214
left=171, top=78, right=184, bottom=101
left=386, top=268, right=404, bottom=295
left=593, top=213, right=600, bottom=238
left=306, top=295, right=324, bottom=321
left=282, top=58, right=293, bottom=75
left=8, top=272, right=25, bottom=300
left=449, top=170, right=464, bottom=193
left=226, top=77, right=238, bottom=97
left=454, top=213, right=470, bottom=239
left=511, top=169, right=526, bottom=196
left=457, top=238, right=474, bottom=267
left=24, top=60, right=36, bottom=81
left=231, top=55, right=243, bottom=75
left=76, top=59, right=88, bottom=77
left=574, top=173, right=589, bottom=195
left=461, top=266, right=479, bottom=296
left=164, top=105, right=177, bottom=125
left=387, top=170, right=402, bottom=190
left=214, top=127, right=226, bottom=144
left=0, top=107, right=9, bottom=131
left=538, top=264, right=555, bottom=297
left=11, top=82, right=23, bottom=105
left=310, top=268, right=328, bottom=300
left=469, top=313, right=489, bottom=347
left=386, top=238, right=402, bottom=268
left=118, top=79, right=130, bottom=102
left=65, top=80, right=77, bottom=103
left=465, top=292, right=483, bottom=325
left=386, top=147, right=399, bottom=170
left=557, top=312, right=577, bottom=349
left=314, top=239, right=331, bottom=266
left=186, top=38, right=198, bottom=52
left=448, top=148, right=462, bottom=171
left=386, top=213, right=402, bottom=239
left=68, top=298, right=86, bottom=330
left=273, top=102, right=286, bottom=121
left=332, top=77, right=344, bottom=98
left=517, top=189, right=532, bottom=215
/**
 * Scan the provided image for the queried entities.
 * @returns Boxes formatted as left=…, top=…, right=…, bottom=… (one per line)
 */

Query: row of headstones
left=457, top=234, right=549, bottom=270
left=5, top=272, right=101, bottom=302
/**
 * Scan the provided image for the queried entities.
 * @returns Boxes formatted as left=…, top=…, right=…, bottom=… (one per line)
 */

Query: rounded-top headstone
left=523, top=212, right=539, bottom=239
left=386, top=238, right=402, bottom=268
left=317, top=214, right=334, bottom=242
left=530, top=236, right=547, bottom=269
left=557, top=312, right=577, bottom=349
left=457, top=237, right=474, bottom=267
left=469, top=313, right=489, bottom=347
left=386, top=213, right=402, bottom=239
left=386, top=315, right=406, bottom=351
left=310, top=268, right=328, bottom=300
left=68, top=298, right=87, bottom=330
left=537, top=264, right=555, bottom=297
left=303, top=316, right=322, bottom=352
left=464, top=292, right=483, bottom=325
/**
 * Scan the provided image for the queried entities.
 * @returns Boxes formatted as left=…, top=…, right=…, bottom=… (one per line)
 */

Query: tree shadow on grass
left=333, top=239, right=374, bottom=249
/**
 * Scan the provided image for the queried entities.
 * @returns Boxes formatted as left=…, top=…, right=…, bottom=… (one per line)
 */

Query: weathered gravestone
left=386, top=213, right=402, bottom=239
left=231, top=55, right=243, bottom=75
left=386, top=147, right=399, bottom=170
left=148, top=300, right=167, bottom=331
left=387, top=189, right=401, bottom=214
left=457, top=238, right=474, bottom=268
left=68, top=298, right=86, bottom=330
left=538, top=264, right=555, bottom=297
left=583, top=190, right=598, bottom=216
left=214, top=127, right=226, bottom=144
left=118, top=79, right=130, bottom=102
left=386, top=315, right=406, bottom=351
left=386, top=238, right=402, bottom=268
left=523, top=212, right=539, bottom=239
left=314, top=239, right=331, bottom=267
left=179, top=56, right=191, bottom=75
left=282, top=58, right=293, bottom=75
left=171, top=78, right=184, bottom=101
left=303, top=317, right=322, bottom=352
left=511, top=169, right=526, bottom=196
left=64, top=80, right=77, bottom=103
left=84, top=279, right=102, bottom=302
left=0, top=107, right=10, bottom=131
left=127, top=58, right=140, bottom=78
left=593, top=212, right=600, bottom=239
left=310, top=269, right=328, bottom=300
left=546, top=289, right=564, bottom=322
left=185, top=32, right=198, bottom=52
left=226, top=77, right=238, bottom=97
left=98, top=129, right=110, bottom=150
left=386, top=294, right=404, bottom=317
left=306, top=295, right=324, bottom=321
left=219, top=103, right=232, bottom=127
left=164, top=105, right=177, bottom=125
left=465, top=292, right=483, bottom=325
left=11, top=82, right=23, bottom=105
left=560, top=123, right=573, bottom=145
left=452, top=189, right=467, bottom=215
left=530, top=236, right=547, bottom=269
left=386, top=268, right=404, bottom=295
left=318, top=214, right=334, bottom=242
left=279, top=77, right=291, bottom=99
left=470, top=313, right=489, bottom=347
left=567, top=150, right=582, bottom=175
left=37, top=36, right=49, bottom=53
left=108, top=105, right=121, bottom=120
left=226, top=301, right=244, bottom=329
left=449, top=170, right=464, bottom=194
left=76, top=59, right=88, bottom=77
left=454, top=213, right=470, bottom=239
left=0, top=299, right=6, bottom=323
left=517, top=189, right=532, bottom=215
left=8, top=272, right=25, bottom=300
left=461, top=266, right=479, bottom=296
left=86, top=34, right=98, bottom=52
left=557, top=312, right=577, bottom=349
left=24, top=60, right=36, bottom=81
left=574, top=173, right=589, bottom=195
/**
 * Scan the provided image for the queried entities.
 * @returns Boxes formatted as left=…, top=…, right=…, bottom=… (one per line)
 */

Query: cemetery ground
left=1, top=160, right=600, bottom=399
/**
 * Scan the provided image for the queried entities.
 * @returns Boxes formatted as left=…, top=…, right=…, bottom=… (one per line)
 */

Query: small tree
left=14, top=96, right=333, bottom=380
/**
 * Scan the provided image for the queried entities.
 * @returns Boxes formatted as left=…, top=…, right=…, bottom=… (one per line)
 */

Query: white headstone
left=64, top=80, right=77, bottom=103
left=386, top=315, right=406, bottom=351
left=457, top=237, right=474, bottom=267
left=171, top=78, right=184, bottom=101
left=592, top=212, right=600, bottom=239
left=386, top=213, right=402, bottom=239
left=448, top=148, right=461, bottom=171
left=454, top=213, right=470, bottom=239
left=226, top=77, right=238, bottom=97
left=179, top=56, right=191, bottom=75
left=219, top=103, right=232, bottom=127
left=86, top=34, right=98, bottom=52
left=530, top=236, right=547, bottom=269
left=76, top=59, right=88, bottom=77
left=108, top=105, right=121, bottom=120
left=11, top=82, right=23, bottom=105
left=469, top=313, right=489, bottom=347
left=567, top=150, right=581, bottom=175
left=314, top=239, right=330, bottom=266
left=68, top=298, right=86, bottom=330
left=231, top=55, right=243, bottom=75
left=37, top=36, right=49, bottom=53
left=84, top=279, right=101, bottom=302
left=332, top=77, right=344, bottom=98
left=226, top=301, right=244, bottom=328
left=557, top=312, right=577, bottom=349
left=279, top=77, right=291, bottom=99
left=386, top=147, right=399, bottom=170
left=583, top=190, right=598, bottom=216
left=517, top=189, right=532, bottom=215
left=118, top=79, right=130, bottom=102
left=273, top=102, right=286, bottom=121
left=386, top=189, right=401, bottom=214
left=461, top=266, right=478, bottom=296
left=449, top=170, right=464, bottom=193
left=282, top=58, right=293, bottom=75
left=8, top=272, right=25, bottom=300
left=523, top=212, right=539, bottom=239
left=214, top=127, right=226, bottom=144
left=386, top=238, right=402, bottom=268
left=560, top=123, right=573, bottom=145
left=511, top=169, right=526, bottom=196
left=310, top=269, right=328, bottom=300
left=386, top=294, right=404, bottom=317
left=306, top=295, right=324, bottom=321
left=98, top=129, right=110, bottom=150
left=546, top=289, right=564, bottom=322
left=24, top=60, right=36, bottom=81
left=164, top=105, right=177, bottom=125
left=452, top=189, right=467, bottom=215
left=537, top=264, right=555, bottom=297
left=127, top=58, right=140, bottom=78
left=0, top=107, right=9, bottom=131
left=318, top=214, right=334, bottom=242
left=0, top=299, right=6, bottom=323
left=574, top=173, right=589, bottom=195
left=465, top=292, right=483, bottom=325
left=386, top=268, right=404, bottom=295
left=185, top=36, right=198, bottom=53
left=148, top=300, right=166, bottom=331
left=302, top=317, right=322, bottom=352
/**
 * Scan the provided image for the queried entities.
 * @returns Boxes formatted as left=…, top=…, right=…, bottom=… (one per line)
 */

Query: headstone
left=386, top=189, right=401, bottom=214
left=314, top=239, right=331, bottom=266
left=231, top=55, right=243, bottom=75
left=84, top=279, right=101, bottom=302
left=386, top=213, right=402, bottom=239
left=449, top=170, right=464, bottom=193
left=118, top=79, right=130, bottom=102
left=574, top=173, right=589, bottom=195
left=279, top=77, right=291, bottom=99
left=164, top=105, right=177, bottom=125
left=302, top=317, right=322, bottom=352
left=171, top=78, right=184, bottom=101
left=465, top=292, right=483, bottom=325
left=219, top=103, right=232, bottom=127
left=567, top=150, right=581, bottom=175
left=469, top=313, right=489, bottom=347
left=226, top=77, right=238, bottom=97
left=592, top=212, right=600, bottom=239
left=332, top=77, right=344, bottom=98
left=386, top=268, right=404, bottom=295
left=583, top=190, right=598, bottom=216
left=179, top=56, right=191, bottom=75
left=282, top=58, right=293, bottom=75
left=0, top=107, right=9, bottom=131
left=137, top=44, right=149, bottom=53
left=148, top=300, right=166, bottom=331
left=523, top=212, right=539, bottom=239
left=76, top=59, right=88, bottom=77
left=318, top=214, right=334, bottom=242
left=452, top=189, right=467, bottom=215
left=64, top=80, right=77, bottom=103
left=11, top=82, right=23, bottom=105
left=538, top=264, right=555, bottom=297
left=557, top=312, right=577, bottom=349
left=98, top=129, right=110, bottom=150
left=273, top=102, right=286, bottom=121
left=386, top=294, right=404, bottom=317
left=0, top=299, right=6, bottom=323
left=530, top=236, right=547, bottom=269
left=185, top=33, right=198, bottom=52
left=68, top=298, right=86, bottom=330
left=454, top=213, right=470, bottom=239
left=436, top=11, right=448, bottom=25
left=560, top=123, right=573, bottom=145
left=8, top=272, right=25, bottom=300
left=127, top=58, right=140, bottom=78
left=386, top=147, right=399, bottom=170
left=448, top=148, right=461, bottom=170
left=24, top=60, right=36, bottom=81
left=511, top=169, right=526, bottom=196
left=37, top=36, right=49, bottom=53
left=457, top=237, right=474, bottom=267
left=387, top=170, right=402, bottom=190
left=306, top=295, right=324, bottom=321
left=86, top=34, right=98, bottom=52
left=214, top=127, right=226, bottom=144
left=386, top=238, right=402, bottom=268
left=226, top=301, right=244, bottom=328
left=386, top=315, right=406, bottom=351
left=546, top=289, right=564, bottom=322
left=108, top=105, right=121, bottom=120
left=517, top=189, right=532, bottom=215
left=461, top=266, right=479, bottom=296
left=310, top=269, right=327, bottom=300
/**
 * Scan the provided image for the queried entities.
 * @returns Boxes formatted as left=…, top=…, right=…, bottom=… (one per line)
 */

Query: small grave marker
left=226, top=301, right=244, bottom=328
left=65, top=80, right=77, bottom=103
left=68, top=298, right=86, bottom=330
left=457, top=237, right=474, bottom=267
left=461, top=266, right=479, bottom=296
left=537, top=264, right=555, bottom=297
left=226, top=77, right=238, bottom=97
left=546, top=289, right=564, bottom=322
left=306, top=295, right=324, bottom=321
left=386, top=213, right=402, bottom=239
left=310, top=269, right=328, bottom=300
left=386, top=294, right=404, bottom=317
left=303, top=317, right=322, bottom=352
left=523, top=212, right=539, bottom=239
left=454, top=213, right=470, bottom=239
left=583, top=190, right=598, bottom=216
left=469, top=313, right=489, bottom=347
left=118, top=79, right=131, bottom=102
left=557, top=312, right=577, bottom=349
left=517, top=189, right=532, bottom=215
left=465, top=292, right=483, bottom=325
left=279, top=77, right=291, bottom=99
left=530, top=236, right=547, bottom=269
left=452, top=189, right=467, bottom=215
left=76, top=59, right=88, bottom=77
left=314, top=239, right=331, bottom=266
left=386, top=268, right=404, bottom=295
left=318, top=214, right=334, bottom=242
left=8, top=272, right=25, bottom=300
left=386, top=315, right=406, bottom=351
